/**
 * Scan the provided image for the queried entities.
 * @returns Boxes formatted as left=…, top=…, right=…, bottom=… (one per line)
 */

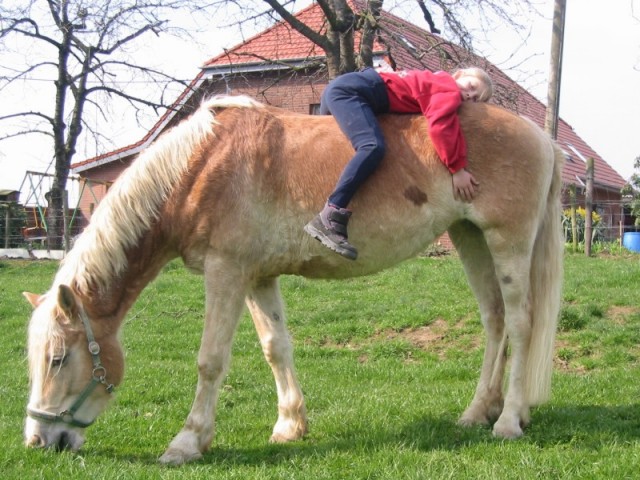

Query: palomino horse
left=23, top=95, right=563, bottom=464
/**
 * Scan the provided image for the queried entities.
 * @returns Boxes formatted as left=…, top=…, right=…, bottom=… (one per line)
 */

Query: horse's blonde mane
left=56, top=95, right=263, bottom=294
left=27, top=301, right=67, bottom=387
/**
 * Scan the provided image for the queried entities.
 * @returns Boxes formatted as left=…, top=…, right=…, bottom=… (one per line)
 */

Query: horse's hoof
left=492, top=417, right=523, bottom=439
left=270, top=433, right=291, bottom=443
left=458, top=404, right=490, bottom=427
left=269, top=430, right=305, bottom=443
left=159, top=448, right=203, bottom=465
left=269, top=416, right=307, bottom=443
left=458, top=413, right=490, bottom=427
left=269, top=426, right=307, bottom=443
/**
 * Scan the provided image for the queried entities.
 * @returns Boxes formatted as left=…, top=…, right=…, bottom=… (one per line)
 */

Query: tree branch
left=416, top=0, right=441, bottom=34
left=262, top=0, right=332, bottom=50
left=0, top=61, right=58, bottom=89
left=0, top=129, right=53, bottom=142
left=94, top=21, right=167, bottom=56
left=84, top=85, right=166, bottom=113
left=84, top=59, right=191, bottom=87
left=0, top=111, right=55, bottom=125
left=0, top=18, right=61, bottom=49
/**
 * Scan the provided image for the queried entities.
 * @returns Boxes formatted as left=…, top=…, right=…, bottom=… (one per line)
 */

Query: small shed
left=0, top=189, right=20, bottom=203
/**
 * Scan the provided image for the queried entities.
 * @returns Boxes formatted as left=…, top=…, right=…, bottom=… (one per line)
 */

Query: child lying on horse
left=305, top=66, right=494, bottom=260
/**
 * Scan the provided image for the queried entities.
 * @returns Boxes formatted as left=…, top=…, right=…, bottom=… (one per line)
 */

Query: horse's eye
left=51, top=355, right=67, bottom=368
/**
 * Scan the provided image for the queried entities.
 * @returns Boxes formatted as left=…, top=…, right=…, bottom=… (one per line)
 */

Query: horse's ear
left=23, top=292, right=43, bottom=308
left=57, top=285, right=80, bottom=321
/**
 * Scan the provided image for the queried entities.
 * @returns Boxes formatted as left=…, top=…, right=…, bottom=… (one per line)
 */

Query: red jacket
left=378, top=70, right=466, bottom=173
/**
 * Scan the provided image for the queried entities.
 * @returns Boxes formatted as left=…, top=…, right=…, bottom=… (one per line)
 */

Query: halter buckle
left=88, top=341, right=100, bottom=355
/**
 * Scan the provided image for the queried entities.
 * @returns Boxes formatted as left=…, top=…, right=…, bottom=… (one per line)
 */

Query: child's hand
left=452, top=169, right=479, bottom=202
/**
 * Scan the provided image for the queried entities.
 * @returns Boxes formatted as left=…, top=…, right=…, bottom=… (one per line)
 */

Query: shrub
left=621, top=156, right=640, bottom=227
left=562, top=206, right=603, bottom=243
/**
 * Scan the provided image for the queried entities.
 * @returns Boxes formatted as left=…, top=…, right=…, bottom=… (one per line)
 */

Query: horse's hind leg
left=483, top=228, right=536, bottom=439
left=449, top=221, right=507, bottom=427
left=246, top=277, right=308, bottom=443
left=160, top=256, right=248, bottom=465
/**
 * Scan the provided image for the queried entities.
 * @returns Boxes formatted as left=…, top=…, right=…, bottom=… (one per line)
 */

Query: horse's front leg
left=159, top=257, right=247, bottom=465
left=246, top=277, right=307, bottom=443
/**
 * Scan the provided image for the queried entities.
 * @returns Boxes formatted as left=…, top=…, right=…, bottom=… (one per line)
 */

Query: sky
left=1, top=0, right=639, bottom=202
left=529, top=0, right=640, bottom=179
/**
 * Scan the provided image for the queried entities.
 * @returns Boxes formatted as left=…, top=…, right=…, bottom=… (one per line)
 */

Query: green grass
left=1, top=252, right=639, bottom=479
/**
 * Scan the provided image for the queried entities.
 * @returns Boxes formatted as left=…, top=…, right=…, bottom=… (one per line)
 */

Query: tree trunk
left=46, top=186, right=65, bottom=250
left=358, top=0, right=382, bottom=69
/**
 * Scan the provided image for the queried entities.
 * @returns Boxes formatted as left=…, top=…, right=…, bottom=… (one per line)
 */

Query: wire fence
left=1, top=199, right=637, bottom=254
left=562, top=199, right=636, bottom=245
left=0, top=204, right=87, bottom=251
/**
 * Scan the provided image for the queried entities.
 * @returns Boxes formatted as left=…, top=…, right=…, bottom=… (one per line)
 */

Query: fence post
left=569, top=184, right=578, bottom=252
left=63, top=190, right=70, bottom=252
left=620, top=221, right=623, bottom=246
left=4, top=207, right=9, bottom=249
left=584, top=158, right=594, bottom=256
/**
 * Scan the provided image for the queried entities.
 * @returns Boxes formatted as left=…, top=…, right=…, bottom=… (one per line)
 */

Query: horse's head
left=23, top=285, right=124, bottom=451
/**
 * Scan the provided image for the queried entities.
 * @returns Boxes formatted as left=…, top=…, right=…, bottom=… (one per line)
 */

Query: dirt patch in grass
left=553, top=339, right=589, bottom=374
left=376, top=319, right=482, bottom=358
left=393, top=319, right=449, bottom=348
left=607, top=305, right=638, bottom=324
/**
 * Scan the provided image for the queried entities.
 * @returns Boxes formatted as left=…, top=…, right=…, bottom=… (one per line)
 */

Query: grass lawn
left=0, top=252, right=639, bottom=479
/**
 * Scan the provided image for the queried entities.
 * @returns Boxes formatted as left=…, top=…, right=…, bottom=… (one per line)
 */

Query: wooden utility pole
left=545, top=0, right=567, bottom=140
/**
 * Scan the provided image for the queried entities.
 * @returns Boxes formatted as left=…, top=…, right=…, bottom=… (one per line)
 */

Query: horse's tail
left=525, top=140, right=565, bottom=406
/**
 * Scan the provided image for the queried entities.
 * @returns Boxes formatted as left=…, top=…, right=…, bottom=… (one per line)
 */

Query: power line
left=1, top=76, right=196, bottom=84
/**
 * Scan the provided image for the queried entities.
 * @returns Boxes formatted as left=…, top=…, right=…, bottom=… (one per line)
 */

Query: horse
left=23, top=94, right=564, bottom=464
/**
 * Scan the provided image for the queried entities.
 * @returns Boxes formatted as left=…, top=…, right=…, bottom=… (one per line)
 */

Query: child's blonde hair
left=456, top=67, right=494, bottom=102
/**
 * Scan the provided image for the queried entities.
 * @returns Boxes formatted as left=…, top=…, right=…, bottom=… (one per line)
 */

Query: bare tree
left=0, top=0, right=209, bottom=249
left=207, top=0, right=538, bottom=78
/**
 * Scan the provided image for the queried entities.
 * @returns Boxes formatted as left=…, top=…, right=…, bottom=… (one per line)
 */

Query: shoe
left=304, top=203, right=358, bottom=260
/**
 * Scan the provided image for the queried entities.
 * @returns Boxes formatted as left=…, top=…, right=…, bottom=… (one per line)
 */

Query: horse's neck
left=60, top=230, right=176, bottom=329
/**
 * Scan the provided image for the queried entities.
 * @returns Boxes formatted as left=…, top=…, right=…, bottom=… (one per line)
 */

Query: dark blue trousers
left=320, top=68, right=390, bottom=208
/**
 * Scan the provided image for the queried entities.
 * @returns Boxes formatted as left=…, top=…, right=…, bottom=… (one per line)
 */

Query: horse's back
left=172, top=101, right=556, bottom=278
left=456, top=103, right=556, bottom=233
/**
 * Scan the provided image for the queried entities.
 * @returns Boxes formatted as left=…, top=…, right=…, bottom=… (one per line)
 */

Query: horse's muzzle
left=25, top=418, right=85, bottom=452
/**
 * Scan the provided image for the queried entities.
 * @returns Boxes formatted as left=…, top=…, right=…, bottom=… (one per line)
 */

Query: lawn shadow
left=198, top=403, right=640, bottom=466
left=87, top=403, right=640, bottom=467
left=391, top=403, right=640, bottom=452
left=527, top=403, right=640, bottom=447
left=195, top=414, right=488, bottom=467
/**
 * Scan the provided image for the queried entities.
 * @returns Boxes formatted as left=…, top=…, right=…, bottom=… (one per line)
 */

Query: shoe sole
left=304, top=223, right=358, bottom=260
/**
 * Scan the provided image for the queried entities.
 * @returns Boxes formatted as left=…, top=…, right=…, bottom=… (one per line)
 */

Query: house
left=0, top=189, right=20, bottom=203
left=71, top=0, right=627, bottom=243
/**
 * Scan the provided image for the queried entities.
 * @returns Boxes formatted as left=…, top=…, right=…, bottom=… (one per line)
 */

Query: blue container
left=623, top=232, right=640, bottom=252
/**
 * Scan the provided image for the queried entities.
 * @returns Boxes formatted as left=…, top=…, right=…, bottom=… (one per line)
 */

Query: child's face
left=455, top=75, right=486, bottom=103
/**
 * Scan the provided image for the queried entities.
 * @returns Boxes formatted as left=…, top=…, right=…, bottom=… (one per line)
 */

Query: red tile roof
left=204, top=2, right=387, bottom=68
left=72, top=71, right=207, bottom=172
left=74, top=0, right=626, bottom=191
left=204, top=3, right=326, bottom=67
